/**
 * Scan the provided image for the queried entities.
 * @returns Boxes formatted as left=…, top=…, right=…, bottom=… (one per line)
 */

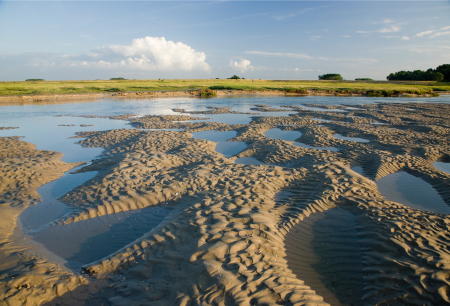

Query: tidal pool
left=264, top=128, right=302, bottom=141
left=234, top=157, right=270, bottom=166
left=292, top=142, right=339, bottom=152
left=376, top=171, right=450, bottom=214
left=32, top=206, right=170, bottom=270
left=333, top=133, right=369, bottom=143
left=285, top=208, right=364, bottom=306
left=433, top=161, right=450, bottom=175
left=191, top=130, right=247, bottom=157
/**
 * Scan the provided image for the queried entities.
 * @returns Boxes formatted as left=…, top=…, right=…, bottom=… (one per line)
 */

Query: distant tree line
left=318, top=74, right=343, bottom=80
left=387, top=64, right=449, bottom=81
left=355, top=78, right=373, bottom=81
left=25, top=79, right=44, bottom=81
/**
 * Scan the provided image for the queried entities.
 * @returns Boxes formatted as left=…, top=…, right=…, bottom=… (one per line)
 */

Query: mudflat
left=1, top=100, right=450, bottom=305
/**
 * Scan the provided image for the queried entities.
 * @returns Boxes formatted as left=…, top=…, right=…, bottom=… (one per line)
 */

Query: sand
left=1, top=101, right=450, bottom=305
left=0, top=137, right=87, bottom=305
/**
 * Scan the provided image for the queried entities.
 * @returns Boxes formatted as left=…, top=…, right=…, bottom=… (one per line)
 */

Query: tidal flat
left=1, top=95, right=450, bottom=305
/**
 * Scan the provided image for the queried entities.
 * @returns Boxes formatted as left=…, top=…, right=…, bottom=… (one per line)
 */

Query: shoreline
left=1, top=89, right=449, bottom=103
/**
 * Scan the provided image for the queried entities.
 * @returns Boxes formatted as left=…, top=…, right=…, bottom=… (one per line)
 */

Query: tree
left=318, top=74, right=343, bottom=80
left=387, top=69, right=443, bottom=81
left=436, top=64, right=450, bottom=81
left=228, top=75, right=241, bottom=79
left=386, top=64, right=448, bottom=81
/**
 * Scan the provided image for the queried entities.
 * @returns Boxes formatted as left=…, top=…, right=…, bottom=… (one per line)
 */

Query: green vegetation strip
left=0, top=79, right=449, bottom=97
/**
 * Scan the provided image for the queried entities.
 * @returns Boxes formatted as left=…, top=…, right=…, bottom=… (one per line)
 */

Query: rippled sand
left=1, top=102, right=450, bottom=305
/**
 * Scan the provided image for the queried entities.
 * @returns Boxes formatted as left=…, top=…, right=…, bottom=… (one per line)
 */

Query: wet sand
left=1, top=101, right=450, bottom=305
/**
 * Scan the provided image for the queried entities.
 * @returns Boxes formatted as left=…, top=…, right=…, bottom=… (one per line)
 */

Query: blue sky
left=0, top=1, right=449, bottom=81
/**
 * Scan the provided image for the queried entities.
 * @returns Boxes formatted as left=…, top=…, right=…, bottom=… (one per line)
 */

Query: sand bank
left=0, top=88, right=446, bottom=103
left=1, top=101, right=450, bottom=305
left=0, top=137, right=87, bottom=305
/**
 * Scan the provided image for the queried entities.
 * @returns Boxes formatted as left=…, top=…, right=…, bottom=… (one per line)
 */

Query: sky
left=0, top=1, right=449, bottom=81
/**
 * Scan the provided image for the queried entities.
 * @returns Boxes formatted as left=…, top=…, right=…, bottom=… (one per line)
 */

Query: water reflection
left=433, top=161, right=450, bottom=175
left=333, top=133, right=369, bottom=143
left=264, top=128, right=302, bottom=141
left=32, top=206, right=170, bottom=270
left=234, top=157, right=270, bottom=166
left=293, top=142, right=339, bottom=152
left=285, top=208, right=364, bottom=305
left=376, top=171, right=450, bottom=214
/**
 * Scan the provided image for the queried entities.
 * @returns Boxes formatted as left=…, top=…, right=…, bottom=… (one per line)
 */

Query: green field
left=1, top=79, right=449, bottom=97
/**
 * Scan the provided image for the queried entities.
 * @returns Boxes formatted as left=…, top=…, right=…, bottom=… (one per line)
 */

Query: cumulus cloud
left=88, top=37, right=211, bottom=72
left=229, top=59, right=253, bottom=73
left=415, top=26, right=450, bottom=38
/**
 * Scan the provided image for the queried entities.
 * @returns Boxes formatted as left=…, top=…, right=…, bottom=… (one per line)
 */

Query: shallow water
left=299, top=105, right=347, bottom=112
left=191, top=130, right=247, bottom=157
left=311, top=117, right=332, bottom=122
left=350, top=166, right=365, bottom=176
left=32, top=206, right=170, bottom=270
left=284, top=208, right=364, bottom=305
left=191, top=130, right=237, bottom=142
left=264, top=128, right=302, bottom=141
left=215, top=142, right=247, bottom=157
left=21, top=166, right=97, bottom=230
left=234, top=157, right=270, bottom=166
left=433, top=161, right=450, bottom=175
left=333, top=133, right=370, bottom=143
left=376, top=171, right=450, bottom=214
left=292, top=142, right=339, bottom=152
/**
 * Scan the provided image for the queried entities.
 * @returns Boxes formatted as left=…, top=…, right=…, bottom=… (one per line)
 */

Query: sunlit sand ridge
left=1, top=100, right=450, bottom=305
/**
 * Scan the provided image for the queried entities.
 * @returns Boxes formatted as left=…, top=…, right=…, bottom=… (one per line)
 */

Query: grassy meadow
left=1, top=79, right=449, bottom=97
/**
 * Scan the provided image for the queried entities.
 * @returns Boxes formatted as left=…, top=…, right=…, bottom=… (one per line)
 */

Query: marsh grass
left=0, top=79, right=449, bottom=96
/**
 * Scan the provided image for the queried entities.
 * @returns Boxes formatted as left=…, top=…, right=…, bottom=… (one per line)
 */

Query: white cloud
left=294, top=68, right=314, bottom=74
left=358, top=23, right=403, bottom=34
left=229, top=59, right=253, bottom=73
left=379, top=25, right=402, bottom=33
left=401, top=36, right=410, bottom=40
left=416, top=30, right=435, bottom=37
left=90, top=37, right=211, bottom=72
left=245, top=51, right=313, bottom=59
left=415, top=26, right=450, bottom=38
left=372, top=19, right=394, bottom=24
left=431, top=31, right=450, bottom=38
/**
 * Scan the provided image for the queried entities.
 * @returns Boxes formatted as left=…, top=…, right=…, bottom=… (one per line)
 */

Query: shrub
left=25, top=79, right=44, bottom=81
left=110, top=77, right=125, bottom=80
left=228, top=75, right=241, bottom=79
left=318, top=74, right=343, bottom=80
left=105, top=87, right=124, bottom=92
left=284, top=88, right=308, bottom=95
left=197, top=89, right=217, bottom=98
